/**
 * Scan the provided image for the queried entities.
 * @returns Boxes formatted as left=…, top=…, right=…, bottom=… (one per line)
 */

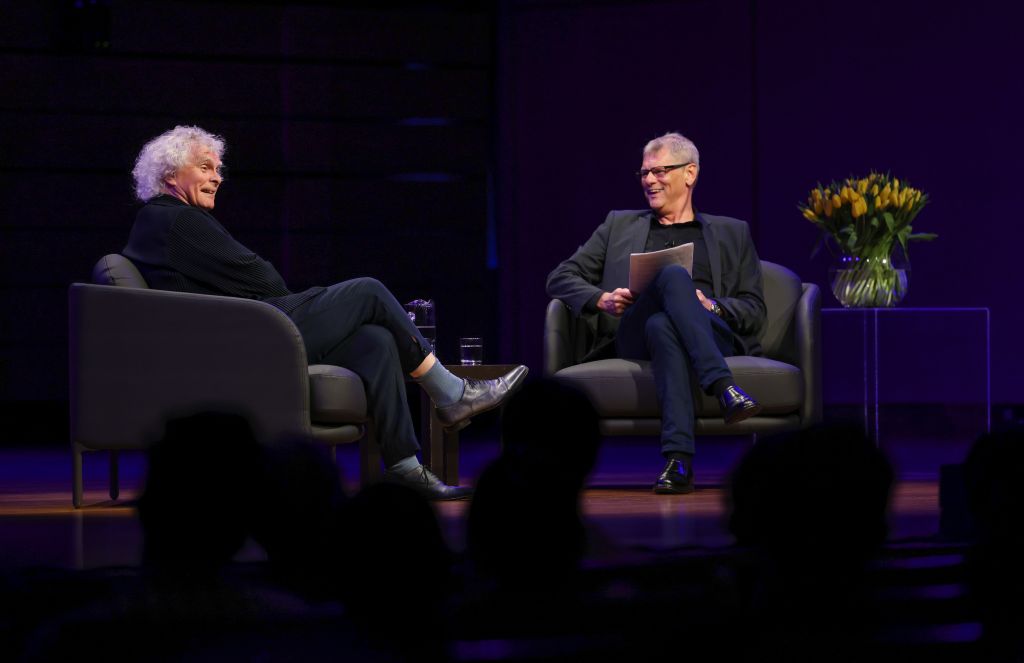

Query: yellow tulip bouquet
left=798, top=172, right=935, bottom=306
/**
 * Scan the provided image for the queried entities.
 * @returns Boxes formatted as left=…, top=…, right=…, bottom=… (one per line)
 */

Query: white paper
left=628, top=242, right=694, bottom=294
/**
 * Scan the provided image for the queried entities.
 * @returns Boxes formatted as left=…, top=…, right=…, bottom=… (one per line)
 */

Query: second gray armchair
left=543, top=260, right=821, bottom=438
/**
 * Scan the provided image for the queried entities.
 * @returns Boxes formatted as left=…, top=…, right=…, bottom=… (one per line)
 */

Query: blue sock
left=414, top=361, right=465, bottom=406
left=389, top=455, right=421, bottom=474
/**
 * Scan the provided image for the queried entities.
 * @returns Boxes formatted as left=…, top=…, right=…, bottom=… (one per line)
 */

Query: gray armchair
left=69, top=254, right=378, bottom=508
left=544, top=260, right=821, bottom=438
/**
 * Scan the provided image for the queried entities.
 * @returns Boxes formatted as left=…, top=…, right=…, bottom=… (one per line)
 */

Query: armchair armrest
left=543, top=299, right=575, bottom=377
left=69, top=283, right=312, bottom=450
left=794, top=283, right=822, bottom=426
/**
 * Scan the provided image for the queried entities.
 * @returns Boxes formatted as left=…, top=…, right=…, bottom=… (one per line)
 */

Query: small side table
left=822, top=307, right=990, bottom=478
left=420, top=364, right=519, bottom=485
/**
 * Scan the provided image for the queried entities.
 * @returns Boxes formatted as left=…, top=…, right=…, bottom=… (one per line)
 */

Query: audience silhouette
left=248, top=435, right=350, bottom=599
left=23, top=411, right=378, bottom=662
left=340, top=481, right=454, bottom=660
left=727, top=424, right=893, bottom=661
left=963, top=427, right=1024, bottom=661
left=17, top=402, right=1020, bottom=661
left=467, top=379, right=600, bottom=595
left=137, top=411, right=264, bottom=583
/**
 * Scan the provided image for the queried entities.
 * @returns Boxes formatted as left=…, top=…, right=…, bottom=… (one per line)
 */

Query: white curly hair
left=132, top=125, right=226, bottom=202
left=643, top=132, right=700, bottom=168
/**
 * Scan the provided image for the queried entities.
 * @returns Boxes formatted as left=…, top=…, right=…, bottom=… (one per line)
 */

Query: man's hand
left=597, top=288, right=635, bottom=316
left=695, top=289, right=715, bottom=312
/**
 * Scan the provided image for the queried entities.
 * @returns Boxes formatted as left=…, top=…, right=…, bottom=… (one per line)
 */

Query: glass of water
left=459, top=337, right=483, bottom=365
left=404, top=299, right=436, bottom=354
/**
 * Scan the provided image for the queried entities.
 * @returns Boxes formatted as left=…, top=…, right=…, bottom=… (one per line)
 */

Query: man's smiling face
left=165, top=148, right=223, bottom=210
left=640, top=148, right=695, bottom=216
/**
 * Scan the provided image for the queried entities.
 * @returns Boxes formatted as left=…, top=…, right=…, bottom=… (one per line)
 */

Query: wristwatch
left=708, top=299, right=723, bottom=317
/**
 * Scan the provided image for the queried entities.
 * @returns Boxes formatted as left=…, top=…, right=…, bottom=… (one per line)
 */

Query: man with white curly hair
left=123, top=125, right=527, bottom=500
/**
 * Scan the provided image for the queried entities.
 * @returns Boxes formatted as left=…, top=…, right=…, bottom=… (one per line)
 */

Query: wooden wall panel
left=108, top=3, right=488, bottom=63
left=0, top=2, right=495, bottom=413
left=1, top=55, right=488, bottom=119
left=0, top=115, right=487, bottom=173
left=0, top=175, right=485, bottom=235
left=0, top=230, right=129, bottom=286
left=0, top=288, right=68, bottom=343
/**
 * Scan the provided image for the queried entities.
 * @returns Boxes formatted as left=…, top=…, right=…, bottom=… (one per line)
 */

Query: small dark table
left=420, top=364, right=519, bottom=485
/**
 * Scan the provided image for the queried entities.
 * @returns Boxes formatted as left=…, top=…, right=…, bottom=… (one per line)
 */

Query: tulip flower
left=798, top=173, right=932, bottom=272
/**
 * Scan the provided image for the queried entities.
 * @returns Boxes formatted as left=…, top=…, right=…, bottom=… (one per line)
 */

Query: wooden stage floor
left=0, top=438, right=943, bottom=571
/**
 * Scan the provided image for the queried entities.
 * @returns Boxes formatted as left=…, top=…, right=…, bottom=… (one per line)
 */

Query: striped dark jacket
left=123, top=195, right=323, bottom=315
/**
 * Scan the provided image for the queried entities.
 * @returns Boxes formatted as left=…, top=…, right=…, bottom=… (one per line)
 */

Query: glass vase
left=829, top=244, right=910, bottom=308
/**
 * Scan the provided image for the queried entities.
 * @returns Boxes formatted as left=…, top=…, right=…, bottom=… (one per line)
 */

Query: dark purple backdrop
left=497, top=0, right=1023, bottom=406
left=1, top=0, right=1021, bottom=444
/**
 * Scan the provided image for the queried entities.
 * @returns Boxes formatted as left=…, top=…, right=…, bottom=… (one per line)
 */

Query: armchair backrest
left=93, top=254, right=148, bottom=288
left=758, top=261, right=804, bottom=365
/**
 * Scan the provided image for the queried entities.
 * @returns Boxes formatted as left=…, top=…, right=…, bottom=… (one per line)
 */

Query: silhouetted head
left=250, top=436, right=349, bottom=593
left=728, top=424, right=892, bottom=558
left=499, top=378, right=601, bottom=489
left=343, top=482, right=451, bottom=599
left=467, top=455, right=586, bottom=592
left=138, top=411, right=264, bottom=579
left=964, top=427, right=1024, bottom=545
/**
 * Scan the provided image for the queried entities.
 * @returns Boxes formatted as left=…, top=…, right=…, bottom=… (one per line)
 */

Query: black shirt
left=644, top=217, right=715, bottom=297
left=123, top=195, right=324, bottom=315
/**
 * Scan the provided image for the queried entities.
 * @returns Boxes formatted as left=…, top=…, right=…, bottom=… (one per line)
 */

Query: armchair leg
left=109, top=451, right=119, bottom=501
left=359, top=421, right=383, bottom=484
left=72, top=444, right=84, bottom=509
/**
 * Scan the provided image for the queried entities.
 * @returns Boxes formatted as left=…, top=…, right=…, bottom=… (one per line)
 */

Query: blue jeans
left=615, top=265, right=737, bottom=456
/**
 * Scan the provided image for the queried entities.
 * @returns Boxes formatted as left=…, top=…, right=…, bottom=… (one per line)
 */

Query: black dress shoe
left=383, top=464, right=473, bottom=501
left=435, top=365, right=529, bottom=431
left=719, top=385, right=762, bottom=424
left=653, top=458, right=695, bottom=494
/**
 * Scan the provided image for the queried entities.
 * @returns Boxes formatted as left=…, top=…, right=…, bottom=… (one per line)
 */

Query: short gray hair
left=132, top=125, right=226, bottom=202
left=643, top=132, right=699, bottom=167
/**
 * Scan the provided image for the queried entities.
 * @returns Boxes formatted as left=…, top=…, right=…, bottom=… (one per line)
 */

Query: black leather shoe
left=435, top=365, right=529, bottom=431
left=653, top=458, right=695, bottom=494
left=719, top=385, right=762, bottom=424
left=383, top=465, right=473, bottom=501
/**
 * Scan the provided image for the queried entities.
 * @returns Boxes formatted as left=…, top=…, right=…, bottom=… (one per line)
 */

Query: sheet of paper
left=628, top=242, right=694, bottom=294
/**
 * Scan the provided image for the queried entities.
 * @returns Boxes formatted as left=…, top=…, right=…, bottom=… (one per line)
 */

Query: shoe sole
left=382, top=474, right=474, bottom=501
left=653, top=484, right=695, bottom=495
left=440, top=367, right=529, bottom=432
left=724, top=402, right=763, bottom=425
left=433, top=492, right=473, bottom=501
left=442, top=419, right=472, bottom=434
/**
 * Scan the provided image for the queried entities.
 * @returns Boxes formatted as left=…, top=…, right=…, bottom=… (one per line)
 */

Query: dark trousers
left=289, top=277, right=431, bottom=465
left=616, top=265, right=737, bottom=456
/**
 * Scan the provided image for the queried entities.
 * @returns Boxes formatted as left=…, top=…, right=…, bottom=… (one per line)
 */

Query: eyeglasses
left=636, top=163, right=691, bottom=180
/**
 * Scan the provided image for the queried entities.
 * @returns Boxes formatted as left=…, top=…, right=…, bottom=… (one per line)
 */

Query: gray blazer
left=546, top=210, right=767, bottom=358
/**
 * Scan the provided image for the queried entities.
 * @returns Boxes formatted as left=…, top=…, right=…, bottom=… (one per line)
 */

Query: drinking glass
left=459, top=337, right=483, bottom=365
left=404, top=299, right=436, bottom=354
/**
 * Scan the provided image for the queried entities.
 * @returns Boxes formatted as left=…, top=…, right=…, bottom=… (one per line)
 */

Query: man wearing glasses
left=546, top=132, right=764, bottom=494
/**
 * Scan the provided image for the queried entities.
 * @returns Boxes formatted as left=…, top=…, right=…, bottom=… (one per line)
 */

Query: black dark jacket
left=123, top=195, right=323, bottom=315
left=546, top=210, right=766, bottom=358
